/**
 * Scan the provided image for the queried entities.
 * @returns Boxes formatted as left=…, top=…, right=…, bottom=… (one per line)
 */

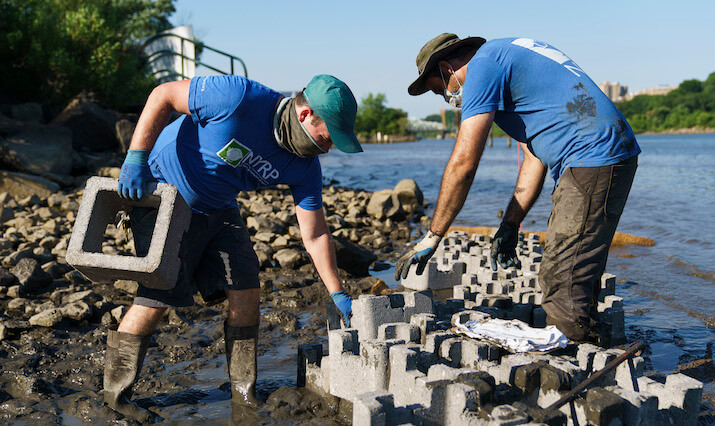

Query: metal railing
left=142, top=33, right=247, bottom=82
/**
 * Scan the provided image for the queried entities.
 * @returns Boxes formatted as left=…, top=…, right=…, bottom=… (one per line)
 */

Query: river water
left=322, top=134, right=715, bottom=378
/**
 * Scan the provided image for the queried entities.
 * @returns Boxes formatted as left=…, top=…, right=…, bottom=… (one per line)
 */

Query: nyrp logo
left=217, top=139, right=250, bottom=167
left=217, top=139, right=280, bottom=184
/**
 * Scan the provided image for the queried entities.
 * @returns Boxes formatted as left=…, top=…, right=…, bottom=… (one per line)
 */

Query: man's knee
left=117, top=305, right=167, bottom=335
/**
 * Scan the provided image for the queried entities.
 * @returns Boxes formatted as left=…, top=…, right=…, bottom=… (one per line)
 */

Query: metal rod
left=541, top=341, right=645, bottom=416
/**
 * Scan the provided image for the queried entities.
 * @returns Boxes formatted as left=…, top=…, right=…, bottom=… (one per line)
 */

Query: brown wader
left=539, top=156, right=637, bottom=342
left=104, top=329, right=153, bottom=422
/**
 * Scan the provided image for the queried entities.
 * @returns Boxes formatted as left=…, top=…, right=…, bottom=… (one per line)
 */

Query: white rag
left=455, top=317, right=569, bottom=353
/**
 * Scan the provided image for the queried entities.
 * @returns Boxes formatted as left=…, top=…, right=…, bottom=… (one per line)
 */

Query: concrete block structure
left=66, top=177, right=190, bottom=289
left=297, top=233, right=705, bottom=425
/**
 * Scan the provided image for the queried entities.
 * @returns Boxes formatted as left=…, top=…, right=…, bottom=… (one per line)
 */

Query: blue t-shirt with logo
left=148, top=75, right=323, bottom=213
left=461, top=38, right=640, bottom=183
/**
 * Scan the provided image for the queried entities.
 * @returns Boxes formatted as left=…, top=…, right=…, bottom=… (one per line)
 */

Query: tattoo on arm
left=514, top=187, right=526, bottom=194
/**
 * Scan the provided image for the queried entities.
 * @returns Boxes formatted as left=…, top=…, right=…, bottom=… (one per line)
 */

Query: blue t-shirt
left=461, top=38, right=641, bottom=183
left=148, top=75, right=323, bottom=213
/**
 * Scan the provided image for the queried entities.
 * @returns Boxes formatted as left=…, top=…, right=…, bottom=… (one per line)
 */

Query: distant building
left=621, top=85, right=676, bottom=101
left=598, top=81, right=629, bottom=102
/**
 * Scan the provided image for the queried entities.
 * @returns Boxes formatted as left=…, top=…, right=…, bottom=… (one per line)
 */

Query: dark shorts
left=130, top=207, right=260, bottom=308
left=539, top=156, right=637, bottom=341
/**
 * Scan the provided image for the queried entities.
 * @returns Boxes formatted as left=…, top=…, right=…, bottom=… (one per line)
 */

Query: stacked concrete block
left=351, top=291, right=433, bottom=340
left=66, top=177, right=191, bottom=289
left=298, top=231, right=704, bottom=425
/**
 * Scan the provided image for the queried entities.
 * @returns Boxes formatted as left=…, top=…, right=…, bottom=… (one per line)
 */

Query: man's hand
left=118, top=150, right=153, bottom=200
left=490, top=221, right=521, bottom=271
left=394, top=231, right=442, bottom=280
left=330, top=290, right=352, bottom=327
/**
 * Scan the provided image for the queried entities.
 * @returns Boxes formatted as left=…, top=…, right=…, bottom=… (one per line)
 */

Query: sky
left=171, top=0, right=715, bottom=119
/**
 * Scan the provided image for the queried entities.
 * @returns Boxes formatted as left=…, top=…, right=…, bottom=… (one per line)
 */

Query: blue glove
left=330, top=290, right=352, bottom=327
left=118, top=150, right=153, bottom=200
left=394, top=230, right=442, bottom=280
left=490, top=221, right=522, bottom=271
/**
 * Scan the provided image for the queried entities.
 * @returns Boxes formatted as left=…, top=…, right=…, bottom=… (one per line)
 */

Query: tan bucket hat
left=408, top=33, right=486, bottom=96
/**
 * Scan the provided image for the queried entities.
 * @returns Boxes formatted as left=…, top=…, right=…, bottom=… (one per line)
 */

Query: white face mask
left=439, top=64, right=463, bottom=108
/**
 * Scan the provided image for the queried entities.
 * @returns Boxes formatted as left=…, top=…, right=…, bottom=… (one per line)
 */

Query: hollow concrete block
left=66, top=177, right=191, bottom=289
left=352, top=391, right=394, bottom=426
left=378, top=322, right=420, bottom=343
left=608, top=385, right=658, bottom=426
left=351, top=291, right=433, bottom=340
left=297, top=342, right=323, bottom=387
left=401, top=259, right=467, bottom=291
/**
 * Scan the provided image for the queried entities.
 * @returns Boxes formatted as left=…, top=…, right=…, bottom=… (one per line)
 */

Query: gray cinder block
left=352, top=291, right=433, bottom=340
left=297, top=342, right=323, bottom=387
left=378, top=322, right=420, bottom=343
left=66, top=177, right=190, bottom=290
left=401, top=259, right=467, bottom=291
left=352, top=391, right=394, bottom=426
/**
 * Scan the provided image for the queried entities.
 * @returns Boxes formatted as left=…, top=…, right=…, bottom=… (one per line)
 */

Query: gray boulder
left=51, top=94, right=119, bottom=151
left=0, top=123, right=73, bottom=176
left=29, top=308, right=63, bottom=327
left=274, top=248, right=304, bottom=269
left=11, top=103, right=43, bottom=122
left=0, top=171, right=60, bottom=199
left=11, top=258, right=53, bottom=293
left=332, top=236, right=377, bottom=277
left=393, top=179, right=424, bottom=213
left=115, top=118, right=136, bottom=153
left=366, top=189, right=404, bottom=220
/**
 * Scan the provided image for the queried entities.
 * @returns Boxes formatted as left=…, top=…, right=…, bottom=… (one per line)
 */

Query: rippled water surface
left=322, top=134, right=715, bottom=373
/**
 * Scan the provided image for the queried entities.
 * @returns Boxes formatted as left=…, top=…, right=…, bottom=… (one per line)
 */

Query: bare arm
left=503, top=143, right=547, bottom=224
left=295, top=205, right=342, bottom=293
left=128, top=80, right=191, bottom=151
left=430, top=111, right=495, bottom=235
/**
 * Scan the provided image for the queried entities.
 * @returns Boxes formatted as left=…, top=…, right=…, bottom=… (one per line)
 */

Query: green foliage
left=0, top=0, right=175, bottom=109
left=355, top=93, right=408, bottom=136
left=617, top=72, right=715, bottom=132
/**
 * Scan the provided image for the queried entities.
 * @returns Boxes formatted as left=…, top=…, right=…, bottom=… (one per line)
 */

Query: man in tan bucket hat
left=396, top=33, right=640, bottom=345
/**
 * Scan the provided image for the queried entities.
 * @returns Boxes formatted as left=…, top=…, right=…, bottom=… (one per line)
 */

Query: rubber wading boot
left=225, top=321, right=260, bottom=406
left=104, top=329, right=153, bottom=421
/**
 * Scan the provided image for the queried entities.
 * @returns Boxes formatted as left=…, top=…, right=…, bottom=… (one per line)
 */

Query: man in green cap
left=107, top=74, right=361, bottom=420
left=396, top=34, right=639, bottom=345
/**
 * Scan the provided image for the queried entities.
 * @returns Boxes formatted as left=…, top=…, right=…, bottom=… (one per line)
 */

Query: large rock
left=0, top=122, right=73, bottom=176
left=393, top=179, right=423, bottom=213
left=332, top=236, right=377, bottom=277
left=29, top=308, right=63, bottom=327
left=11, top=258, right=53, bottom=293
left=274, top=248, right=304, bottom=269
left=366, top=189, right=404, bottom=220
left=0, top=171, right=60, bottom=199
left=51, top=94, right=119, bottom=151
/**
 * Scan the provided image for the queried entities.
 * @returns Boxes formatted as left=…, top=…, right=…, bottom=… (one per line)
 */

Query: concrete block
left=424, top=331, right=455, bottom=354
left=439, top=338, right=463, bottom=367
left=329, top=328, right=359, bottom=356
left=388, top=345, right=426, bottom=407
left=352, top=391, right=394, bottom=426
left=378, top=322, right=420, bottom=343
left=599, top=273, right=616, bottom=301
left=297, top=342, right=323, bottom=387
left=453, top=284, right=472, bottom=301
left=608, top=385, right=658, bottom=426
left=401, top=259, right=466, bottom=291
left=576, top=343, right=601, bottom=372
left=352, top=291, right=433, bottom=340
left=663, top=373, right=703, bottom=425
left=66, top=177, right=191, bottom=290
left=592, top=349, right=624, bottom=386
left=490, top=355, right=534, bottom=386
left=460, top=338, right=501, bottom=369
left=584, top=387, right=627, bottom=426
left=410, top=313, right=437, bottom=345
left=329, top=337, right=400, bottom=401
left=451, top=309, right=491, bottom=326
left=615, top=356, right=645, bottom=392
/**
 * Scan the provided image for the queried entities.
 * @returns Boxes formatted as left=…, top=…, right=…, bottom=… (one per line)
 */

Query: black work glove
left=490, top=221, right=521, bottom=271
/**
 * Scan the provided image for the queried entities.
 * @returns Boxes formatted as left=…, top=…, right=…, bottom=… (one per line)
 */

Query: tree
left=355, top=93, right=408, bottom=136
left=0, top=0, right=176, bottom=109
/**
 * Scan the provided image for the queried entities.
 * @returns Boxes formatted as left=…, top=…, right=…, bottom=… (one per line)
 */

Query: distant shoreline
left=637, top=127, right=715, bottom=135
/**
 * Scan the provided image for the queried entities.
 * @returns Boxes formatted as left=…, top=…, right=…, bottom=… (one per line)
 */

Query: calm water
left=322, top=134, right=715, bottom=374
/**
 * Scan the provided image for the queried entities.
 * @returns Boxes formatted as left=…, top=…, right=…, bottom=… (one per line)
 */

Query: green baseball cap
left=408, top=33, right=486, bottom=96
left=304, top=74, right=362, bottom=154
